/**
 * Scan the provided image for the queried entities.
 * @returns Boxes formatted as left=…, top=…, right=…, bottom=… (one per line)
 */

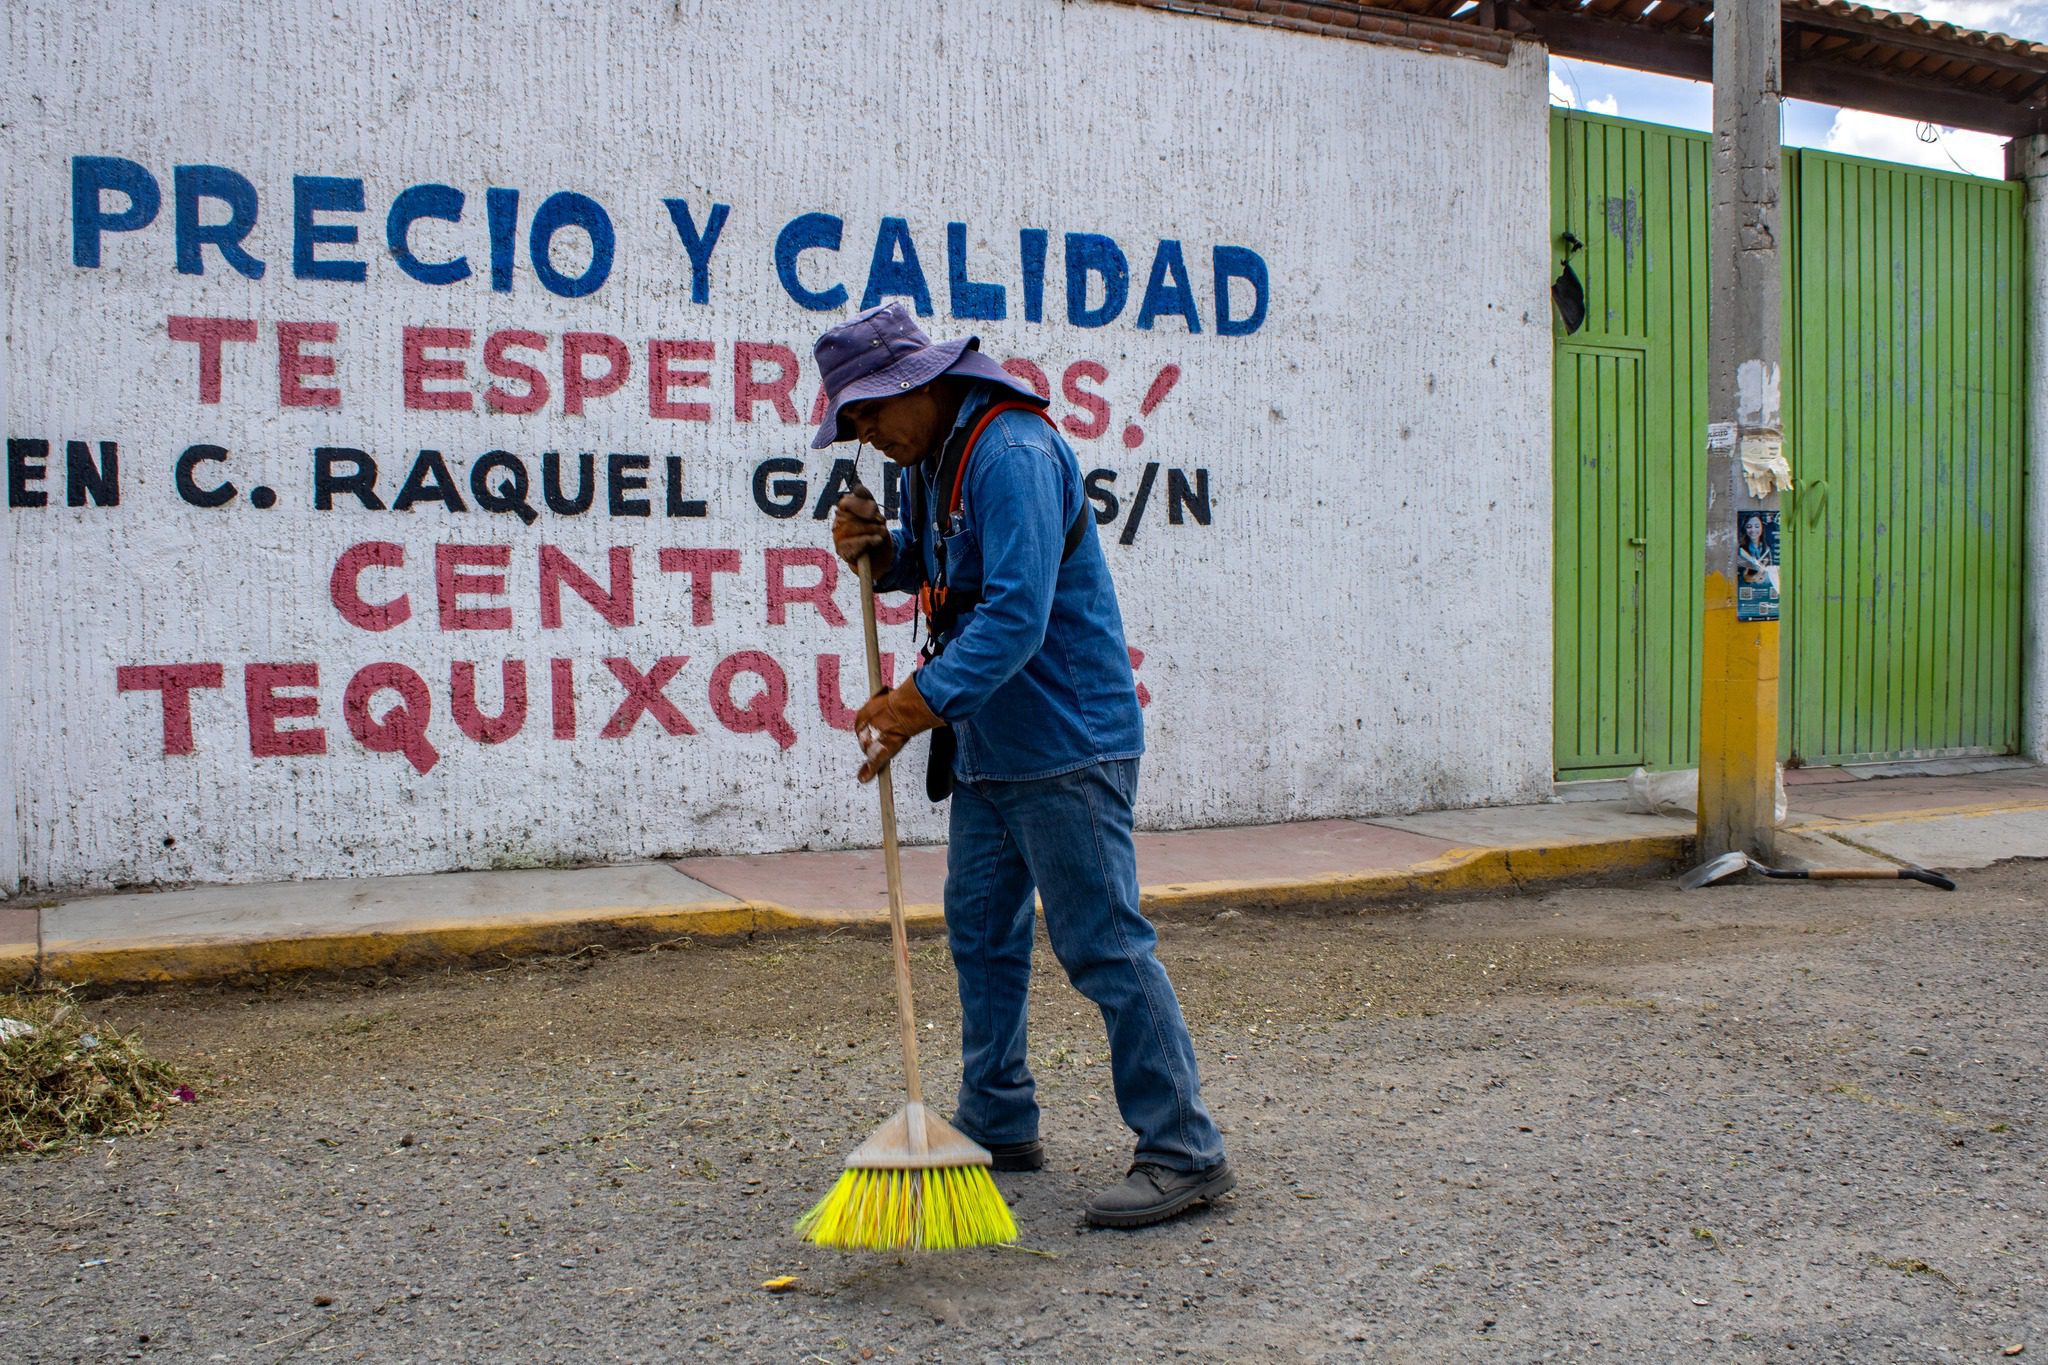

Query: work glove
left=832, top=485, right=893, bottom=575
left=854, top=674, right=943, bottom=783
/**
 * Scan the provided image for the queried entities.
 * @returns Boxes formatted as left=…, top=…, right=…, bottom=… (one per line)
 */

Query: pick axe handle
left=1805, top=866, right=1956, bottom=890
left=858, top=554, right=925, bottom=1110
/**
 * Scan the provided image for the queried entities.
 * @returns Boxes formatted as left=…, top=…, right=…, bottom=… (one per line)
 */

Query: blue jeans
left=942, top=757, right=1226, bottom=1172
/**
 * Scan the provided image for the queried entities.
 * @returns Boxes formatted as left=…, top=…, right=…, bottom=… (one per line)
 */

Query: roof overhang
left=1499, top=0, right=2048, bottom=136
left=1100, top=0, right=2048, bottom=137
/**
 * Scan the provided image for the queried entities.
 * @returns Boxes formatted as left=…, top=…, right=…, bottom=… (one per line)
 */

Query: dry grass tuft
left=1, top=989, right=188, bottom=1156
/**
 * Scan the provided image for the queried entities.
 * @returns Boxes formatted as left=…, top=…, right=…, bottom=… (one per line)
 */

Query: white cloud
left=1822, top=107, right=2009, bottom=177
left=1586, top=94, right=1621, bottom=116
left=1549, top=66, right=1577, bottom=108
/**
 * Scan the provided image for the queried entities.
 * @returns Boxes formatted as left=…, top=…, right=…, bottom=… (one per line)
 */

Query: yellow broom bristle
left=795, top=1164, right=1017, bottom=1251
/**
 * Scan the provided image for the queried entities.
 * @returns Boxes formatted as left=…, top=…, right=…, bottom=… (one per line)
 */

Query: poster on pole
left=1735, top=510, right=1780, bottom=622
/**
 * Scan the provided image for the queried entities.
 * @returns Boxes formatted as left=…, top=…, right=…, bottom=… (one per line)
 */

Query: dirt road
left=4, top=865, right=2042, bottom=1362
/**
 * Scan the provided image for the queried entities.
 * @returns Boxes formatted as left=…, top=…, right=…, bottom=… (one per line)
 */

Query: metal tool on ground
left=1678, top=849, right=1956, bottom=892
left=793, top=553, right=1017, bottom=1252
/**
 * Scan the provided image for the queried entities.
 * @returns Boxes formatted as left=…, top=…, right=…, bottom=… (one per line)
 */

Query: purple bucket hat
left=810, top=303, right=1047, bottom=449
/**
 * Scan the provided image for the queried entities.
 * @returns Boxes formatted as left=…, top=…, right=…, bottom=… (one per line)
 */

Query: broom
left=793, top=552, right=1017, bottom=1252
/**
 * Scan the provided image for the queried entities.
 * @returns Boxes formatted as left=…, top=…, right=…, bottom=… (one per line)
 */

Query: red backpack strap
left=945, top=400, right=1053, bottom=521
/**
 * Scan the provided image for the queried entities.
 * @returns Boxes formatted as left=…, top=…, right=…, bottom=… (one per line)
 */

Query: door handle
left=1627, top=536, right=1647, bottom=547
left=1801, top=478, right=1828, bottom=527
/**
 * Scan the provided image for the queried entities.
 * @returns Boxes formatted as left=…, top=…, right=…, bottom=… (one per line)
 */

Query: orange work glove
left=854, top=674, right=943, bottom=783
left=831, top=485, right=893, bottom=574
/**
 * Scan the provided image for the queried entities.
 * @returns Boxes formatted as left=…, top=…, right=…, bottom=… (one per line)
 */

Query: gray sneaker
left=1083, top=1161, right=1236, bottom=1228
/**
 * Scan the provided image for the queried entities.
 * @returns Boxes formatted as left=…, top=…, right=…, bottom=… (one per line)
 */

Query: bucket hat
left=810, top=303, right=1046, bottom=449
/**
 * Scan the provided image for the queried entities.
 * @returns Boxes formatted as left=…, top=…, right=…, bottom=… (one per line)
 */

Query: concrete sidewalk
left=8, top=761, right=2048, bottom=988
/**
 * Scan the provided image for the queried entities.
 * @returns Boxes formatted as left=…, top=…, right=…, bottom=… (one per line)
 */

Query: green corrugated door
left=1551, top=111, right=2027, bottom=777
left=1555, top=345, right=1648, bottom=772
left=1785, top=151, right=2026, bottom=762
left=1551, top=112, right=1710, bottom=777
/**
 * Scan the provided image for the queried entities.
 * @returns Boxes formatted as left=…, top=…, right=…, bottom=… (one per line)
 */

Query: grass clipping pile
left=1, top=991, right=188, bottom=1155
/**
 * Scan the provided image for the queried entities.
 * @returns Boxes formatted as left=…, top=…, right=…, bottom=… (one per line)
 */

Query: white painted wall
left=0, top=0, right=1554, bottom=890
left=0, top=186, right=14, bottom=896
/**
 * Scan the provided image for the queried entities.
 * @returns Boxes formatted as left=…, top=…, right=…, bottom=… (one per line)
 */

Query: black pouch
left=1552, top=251, right=1587, bottom=334
left=926, top=725, right=957, bottom=803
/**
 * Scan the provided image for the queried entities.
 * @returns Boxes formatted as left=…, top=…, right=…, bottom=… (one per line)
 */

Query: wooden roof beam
left=1786, top=60, right=2048, bottom=135
left=1521, top=7, right=1714, bottom=77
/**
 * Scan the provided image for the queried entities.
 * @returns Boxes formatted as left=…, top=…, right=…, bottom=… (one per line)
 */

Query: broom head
left=795, top=1102, right=1017, bottom=1251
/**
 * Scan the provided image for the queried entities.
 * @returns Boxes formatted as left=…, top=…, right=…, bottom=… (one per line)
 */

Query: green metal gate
left=1785, top=151, right=2026, bottom=761
left=1551, top=108, right=2027, bottom=778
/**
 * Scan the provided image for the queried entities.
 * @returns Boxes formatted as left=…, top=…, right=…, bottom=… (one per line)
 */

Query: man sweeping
left=812, top=302, right=1234, bottom=1229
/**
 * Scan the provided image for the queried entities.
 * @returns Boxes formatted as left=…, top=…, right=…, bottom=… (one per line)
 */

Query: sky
left=1547, top=0, right=2048, bottom=179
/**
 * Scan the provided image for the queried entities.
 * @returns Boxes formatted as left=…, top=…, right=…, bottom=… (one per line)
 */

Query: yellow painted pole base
left=1698, top=575, right=1780, bottom=861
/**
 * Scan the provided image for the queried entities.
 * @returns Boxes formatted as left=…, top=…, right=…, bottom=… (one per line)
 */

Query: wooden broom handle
left=858, top=554, right=925, bottom=1110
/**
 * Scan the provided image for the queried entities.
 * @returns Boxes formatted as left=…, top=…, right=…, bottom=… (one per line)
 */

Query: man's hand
left=832, top=485, right=893, bottom=574
left=854, top=675, right=942, bottom=782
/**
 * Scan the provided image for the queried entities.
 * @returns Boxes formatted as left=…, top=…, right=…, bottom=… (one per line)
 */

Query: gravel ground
left=3, top=863, right=2043, bottom=1363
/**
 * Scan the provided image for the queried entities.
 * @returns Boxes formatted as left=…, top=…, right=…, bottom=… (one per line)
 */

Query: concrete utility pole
left=2018, top=134, right=2048, bottom=767
left=1699, top=0, right=1786, bottom=862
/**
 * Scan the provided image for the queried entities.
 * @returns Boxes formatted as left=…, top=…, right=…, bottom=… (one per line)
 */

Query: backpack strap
left=950, top=401, right=1048, bottom=518
left=918, top=399, right=1087, bottom=649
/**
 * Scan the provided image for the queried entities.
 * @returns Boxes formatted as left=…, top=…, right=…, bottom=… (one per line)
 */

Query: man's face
left=843, top=384, right=951, bottom=465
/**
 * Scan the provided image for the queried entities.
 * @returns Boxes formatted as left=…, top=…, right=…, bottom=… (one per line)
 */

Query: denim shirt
left=874, top=383, right=1145, bottom=782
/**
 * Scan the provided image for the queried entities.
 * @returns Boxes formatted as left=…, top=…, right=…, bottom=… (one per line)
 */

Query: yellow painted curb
left=0, top=945, right=36, bottom=988
left=41, top=900, right=760, bottom=986
left=31, top=833, right=1691, bottom=988
left=1786, top=794, right=2048, bottom=830
left=1138, top=832, right=1691, bottom=916
left=24, top=787, right=2048, bottom=990
left=37, top=897, right=957, bottom=988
